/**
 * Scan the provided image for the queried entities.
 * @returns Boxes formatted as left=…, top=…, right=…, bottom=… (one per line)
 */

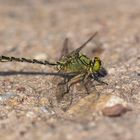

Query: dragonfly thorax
left=56, top=53, right=101, bottom=74
left=56, top=53, right=89, bottom=72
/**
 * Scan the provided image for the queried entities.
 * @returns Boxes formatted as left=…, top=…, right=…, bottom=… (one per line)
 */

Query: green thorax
left=57, top=53, right=92, bottom=73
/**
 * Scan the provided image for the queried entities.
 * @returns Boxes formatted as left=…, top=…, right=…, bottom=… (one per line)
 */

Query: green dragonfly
left=0, top=32, right=107, bottom=99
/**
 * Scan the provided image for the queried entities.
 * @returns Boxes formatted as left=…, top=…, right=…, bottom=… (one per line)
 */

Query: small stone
left=66, top=93, right=110, bottom=119
left=67, top=94, right=130, bottom=119
left=0, top=92, right=17, bottom=102
left=104, top=95, right=128, bottom=107
left=34, top=53, right=48, bottom=60
left=108, top=68, right=116, bottom=74
left=26, top=111, right=36, bottom=118
left=16, top=86, right=26, bottom=92
left=0, top=92, right=24, bottom=106
left=102, top=104, right=131, bottom=117
left=39, top=97, right=50, bottom=106
left=40, top=106, right=55, bottom=115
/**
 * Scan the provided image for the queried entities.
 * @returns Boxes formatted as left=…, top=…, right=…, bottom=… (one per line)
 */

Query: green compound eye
left=92, top=57, right=101, bottom=73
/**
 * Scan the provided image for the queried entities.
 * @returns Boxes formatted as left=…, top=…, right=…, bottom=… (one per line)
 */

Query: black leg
left=60, top=74, right=86, bottom=98
left=92, top=74, right=108, bottom=85
left=82, top=74, right=101, bottom=100
left=57, top=75, right=69, bottom=97
left=83, top=81, right=90, bottom=94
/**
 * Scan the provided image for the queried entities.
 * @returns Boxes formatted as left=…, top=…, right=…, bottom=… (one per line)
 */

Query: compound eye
left=95, top=57, right=101, bottom=65
left=92, top=57, right=101, bottom=72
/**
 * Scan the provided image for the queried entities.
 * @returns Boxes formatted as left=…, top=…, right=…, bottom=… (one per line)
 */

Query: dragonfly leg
left=68, top=74, right=85, bottom=88
left=82, top=74, right=101, bottom=100
left=57, top=74, right=71, bottom=98
left=61, top=74, right=85, bottom=98
left=79, top=75, right=89, bottom=94
left=92, top=74, right=108, bottom=85
left=84, top=78, right=100, bottom=100
left=61, top=83, right=70, bottom=98
left=83, top=81, right=90, bottom=94
left=92, top=86, right=100, bottom=100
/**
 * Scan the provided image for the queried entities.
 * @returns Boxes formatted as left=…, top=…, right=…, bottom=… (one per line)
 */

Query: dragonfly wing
left=59, top=38, right=69, bottom=60
left=68, top=32, right=98, bottom=57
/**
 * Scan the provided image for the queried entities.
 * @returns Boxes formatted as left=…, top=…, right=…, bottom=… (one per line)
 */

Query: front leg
left=60, top=73, right=86, bottom=97
left=82, top=79, right=100, bottom=100
left=67, top=73, right=91, bottom=95
left=81, top=74, right=102, bottom=100
left=92, top=73, right=108, bottom=85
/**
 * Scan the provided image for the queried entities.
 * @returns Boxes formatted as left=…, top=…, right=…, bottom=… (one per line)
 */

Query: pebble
left=40, top=106, right=55, bottom=115
left=34, top=53, right=48, bottom=60
left=67, top=94, right=131, bottom=118
left=0, top=92, right=17, bottom=102
left=26, top=111, right=36, bottom=118
left=108, top=68, right=116, bottom=74
left=104, top=95, right=128, bottom=107
left=0, top=92, right=24, bottom=106
left=102, top=104, right=131, bottom=117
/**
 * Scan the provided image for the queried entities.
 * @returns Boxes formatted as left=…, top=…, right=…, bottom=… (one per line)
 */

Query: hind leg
left=57, top=75, right=71, bottom=99
left=60, top=73, right=86, bottom=99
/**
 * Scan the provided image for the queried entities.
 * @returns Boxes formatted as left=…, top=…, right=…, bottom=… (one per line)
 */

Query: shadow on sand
left=0, top=71, right=76, bottom=78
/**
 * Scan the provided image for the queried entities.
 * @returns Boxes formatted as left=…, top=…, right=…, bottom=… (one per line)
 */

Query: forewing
left=59, top=38, right=69, bottom=60
left=68, top=32, right=98, bottom=57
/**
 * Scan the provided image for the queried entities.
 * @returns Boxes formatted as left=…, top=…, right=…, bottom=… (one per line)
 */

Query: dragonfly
left=0, top=32, right=108, bottom=99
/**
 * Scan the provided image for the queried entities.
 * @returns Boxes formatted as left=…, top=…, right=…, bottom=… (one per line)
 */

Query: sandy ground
left=0, top=0, right=140, bottom=140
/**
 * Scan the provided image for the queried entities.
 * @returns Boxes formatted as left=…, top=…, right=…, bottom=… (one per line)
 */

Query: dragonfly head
left=90, top=57, right=101, bottom=73
left=90, top=57, right=107, bottom=77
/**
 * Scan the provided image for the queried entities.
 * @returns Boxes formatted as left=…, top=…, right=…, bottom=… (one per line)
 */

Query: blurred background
left=0, top=0, right=139, bottom=140
left=0, top=0, right=139, bottom=61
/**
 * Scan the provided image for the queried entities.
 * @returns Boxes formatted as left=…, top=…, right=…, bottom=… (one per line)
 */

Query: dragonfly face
left=90, top=57, right=101, bottom=74
left=89, top=57, right=108, bottom=85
